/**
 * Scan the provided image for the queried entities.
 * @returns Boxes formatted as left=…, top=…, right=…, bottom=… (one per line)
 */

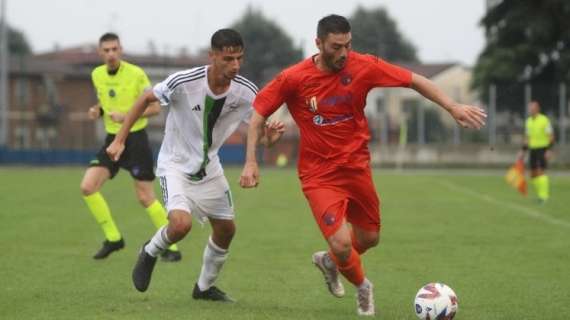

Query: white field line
left=439, top=180, right=570, bottom=229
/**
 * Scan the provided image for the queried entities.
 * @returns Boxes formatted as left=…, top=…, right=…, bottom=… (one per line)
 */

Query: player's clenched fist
left=240, top=161, right=259, bottom=188
left=106, top=141, right=125, bottom=162
left=88, top=106, right=101, bottom=120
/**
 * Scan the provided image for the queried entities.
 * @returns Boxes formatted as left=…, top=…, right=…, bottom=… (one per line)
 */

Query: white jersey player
left=154, top=64, right=256, bottom=183
left=106, top=29, right=285, bottom=302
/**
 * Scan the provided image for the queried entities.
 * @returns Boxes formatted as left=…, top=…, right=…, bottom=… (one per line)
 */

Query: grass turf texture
left=0, top=167, right=569, bottom=319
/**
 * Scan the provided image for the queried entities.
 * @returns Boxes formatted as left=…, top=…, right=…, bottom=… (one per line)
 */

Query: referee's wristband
left=99, top=108, right=105, bottom=117
left=521, top=144, right=528, bottom=151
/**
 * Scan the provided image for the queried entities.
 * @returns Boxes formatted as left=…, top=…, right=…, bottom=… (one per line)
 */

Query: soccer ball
left=414, top=283, right=458, bottom=320
left=275, top=153, right=288, bottom=167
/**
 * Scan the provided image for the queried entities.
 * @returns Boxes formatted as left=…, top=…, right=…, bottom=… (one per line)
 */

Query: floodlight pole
left=560, top=83, right=567, bottom=145
left=0, top=0, right=8, bottom=147
left=489, top=84, right=497, bottom=146
left=524, top=83, right=532, bottom=120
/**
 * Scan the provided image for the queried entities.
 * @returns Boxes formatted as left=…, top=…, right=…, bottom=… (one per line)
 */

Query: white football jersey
left=153, top=65, right=257, bottom=182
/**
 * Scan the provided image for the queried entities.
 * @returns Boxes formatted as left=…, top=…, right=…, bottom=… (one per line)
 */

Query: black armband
left=99, top=108, right=104, bottom=117
left=521, top=144, right=528, bottom=151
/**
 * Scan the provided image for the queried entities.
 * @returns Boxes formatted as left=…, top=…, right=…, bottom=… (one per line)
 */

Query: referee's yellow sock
left=83, top=192, right=122, bottom=241
left=539, top=175, right=550, bottom=201
left=532, top=175, right=550, bottom=201
left=146, top=200, right=179, bottom=252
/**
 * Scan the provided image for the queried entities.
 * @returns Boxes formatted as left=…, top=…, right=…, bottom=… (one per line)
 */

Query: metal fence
left=0, top=72, right=568, bottom=167
left=368, top=83, right=568, bottom=148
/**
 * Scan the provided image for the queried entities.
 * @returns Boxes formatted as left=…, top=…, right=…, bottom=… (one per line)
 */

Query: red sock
left=328, top=247, right=365, bottom=286
left=351, top=228, right=367, bottom=254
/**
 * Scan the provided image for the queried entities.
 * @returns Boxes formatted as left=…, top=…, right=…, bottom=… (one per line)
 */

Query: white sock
left=145, top=226, right=172, bottom=257
left=197, top=237, right=228, bottom=291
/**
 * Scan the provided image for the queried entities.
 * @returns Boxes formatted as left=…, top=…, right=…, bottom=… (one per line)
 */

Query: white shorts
left=158, top=170, right=234, bottom=223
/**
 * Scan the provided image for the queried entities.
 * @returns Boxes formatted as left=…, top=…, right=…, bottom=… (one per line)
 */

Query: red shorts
left=302, top=167, right=380, bottom=238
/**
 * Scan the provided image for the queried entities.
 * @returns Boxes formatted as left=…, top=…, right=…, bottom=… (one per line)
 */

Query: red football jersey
left=254, top=51, right=412, bottom=182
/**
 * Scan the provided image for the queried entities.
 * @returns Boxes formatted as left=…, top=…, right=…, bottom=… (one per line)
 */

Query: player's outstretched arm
left=240, top=111, right=267, bottom=188
left=106, top=90, right=159, bottom=161
left=411, top=73, right=486, bottom=130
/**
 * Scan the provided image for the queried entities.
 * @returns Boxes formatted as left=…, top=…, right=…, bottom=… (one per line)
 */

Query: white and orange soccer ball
left=414, top=283, right=458, bottom=320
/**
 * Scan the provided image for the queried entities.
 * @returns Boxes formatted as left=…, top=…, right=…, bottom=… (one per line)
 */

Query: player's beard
left=323, top=52, right=347, bottom=72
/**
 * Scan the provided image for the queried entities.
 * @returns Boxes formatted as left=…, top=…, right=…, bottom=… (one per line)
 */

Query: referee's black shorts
left=529, top=147, right=548, bottom=170
left=89, top=129, right=155, bottom=181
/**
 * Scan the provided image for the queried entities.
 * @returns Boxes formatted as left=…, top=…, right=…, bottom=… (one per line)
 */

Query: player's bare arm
left=106, top=90, right=159, bottom=161
left=142, top=101, right=161, bottom=117
left=107, top=101, right=160, bottom=123
left=109, top=111, right=126, bottom=123
left=410, top=73, right=487, bottom=130
left=240, top=111, right=267, bottom=188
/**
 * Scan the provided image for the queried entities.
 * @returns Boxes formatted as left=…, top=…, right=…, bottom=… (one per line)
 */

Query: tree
left=472, top=0, right=570, bottom=113
left=349, top=6, right=419, bottom=63
left=8, top=26, right=32, bottom=56
left=231, top=7, right=303, bottom=86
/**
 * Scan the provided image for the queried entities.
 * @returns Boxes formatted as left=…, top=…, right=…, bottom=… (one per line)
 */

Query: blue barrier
left=0, top=148, right=95, bottom=165
left=0, top=144, right=246, bottom=165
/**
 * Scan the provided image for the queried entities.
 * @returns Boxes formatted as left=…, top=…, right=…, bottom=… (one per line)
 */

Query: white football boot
left=356, top=279, right=375, bottom=316
left=312, top=251, right=345, bottom=298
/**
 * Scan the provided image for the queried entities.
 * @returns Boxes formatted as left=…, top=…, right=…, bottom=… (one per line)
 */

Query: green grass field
left=1, top=167, right=569, bottom=319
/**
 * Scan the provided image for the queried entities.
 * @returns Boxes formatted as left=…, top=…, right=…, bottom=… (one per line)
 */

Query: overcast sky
left=4, top=0, right=486, bottom=65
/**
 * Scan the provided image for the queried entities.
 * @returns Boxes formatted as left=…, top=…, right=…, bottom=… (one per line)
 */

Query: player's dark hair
left=317, top=14, right=351, bottom=40
left=211, top=29, right=244, bottom=51
left=99, top=32, right=120, bottom=44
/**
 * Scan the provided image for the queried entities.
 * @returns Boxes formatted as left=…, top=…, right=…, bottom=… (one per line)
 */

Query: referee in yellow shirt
left=520, top=101, right=555, bottom=203
left=79, top=33, right=180, bottom=261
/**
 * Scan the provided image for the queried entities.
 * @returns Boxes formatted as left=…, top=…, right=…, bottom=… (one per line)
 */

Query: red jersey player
left=240, top=14, right=486, bottom=316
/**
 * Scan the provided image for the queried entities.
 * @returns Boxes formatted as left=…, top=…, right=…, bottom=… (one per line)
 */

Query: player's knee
left=80, top=181, right=98, bottom=196
left=329, top=237, right=352, bottom=261
left=169, top=213, right=192, bottom=237
left=212, top=221, right=236, bottom=244
left=364, top=233, right=380, bottom=249
left=221, top=223, right=236, bottom=239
